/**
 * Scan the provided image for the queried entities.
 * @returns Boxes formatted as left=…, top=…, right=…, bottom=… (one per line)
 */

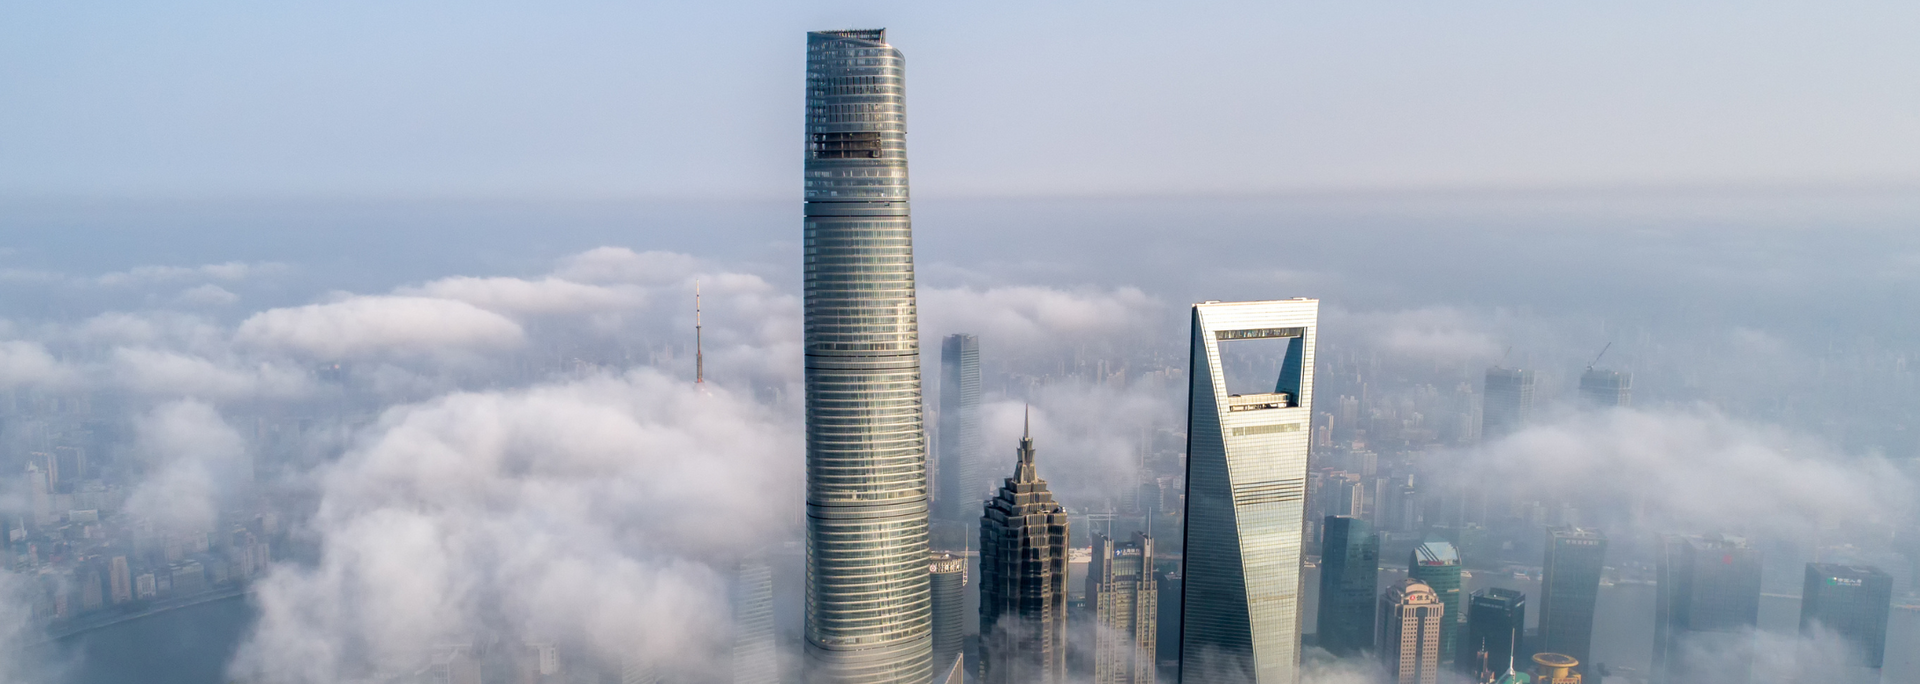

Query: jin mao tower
left=979, top=419, right=1070, bottom=684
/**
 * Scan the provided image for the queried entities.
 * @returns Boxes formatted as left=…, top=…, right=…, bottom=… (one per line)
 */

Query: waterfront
left=50, top=593, right=254, bottom=684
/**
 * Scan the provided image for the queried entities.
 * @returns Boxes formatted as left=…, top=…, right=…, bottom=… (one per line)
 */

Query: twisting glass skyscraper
left=802, top=29, right=931, bottom=684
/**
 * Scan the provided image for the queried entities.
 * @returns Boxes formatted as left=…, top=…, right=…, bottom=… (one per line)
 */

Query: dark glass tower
left=1577, top=369, right=1631, bottom=408
left=979, top=422, right=1069, bottom=684
left=1315, top=516, right=1379, bottom=657
left=1538, top=528, right=1606, bottom=674
left=1800, top=563, right=1892, bottom=680
left=1481, top=367, right=1535, bottom=439
left=937, top=334, right=981, bottom=522
left=1409, top=538, right=1463, bottom=668
left=802, top=28, right=931, bottom=684
left=1463, top=588, right=1526, bottom=681
left=930, top=552, right=968, bottom=677
left=1652, top=534, right=1762, bottom=684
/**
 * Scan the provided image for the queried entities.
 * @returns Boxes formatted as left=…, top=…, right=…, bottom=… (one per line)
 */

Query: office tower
left=109, top=555, right=132, bottom=605
left=980, top=421, right=1069, bottom=684
left=1089, top=531, right=1158, bottom=684
left=938, top=334, right=982, bottom=522
left=1799, top=563, right=1892, bottom=681
left=1180, top=299, right=1318, bottom=684
left=1379, top=579, right=1444, bottom=684
left=1531, top=653, right=1582, bottom=684
left=1538, top=528, right=1605, bottom=674
left=801, top=28, right=931, bottom=684
left=1577, top=369, right=1631, bottom=408
left=24, top=463, right=50, bottom=526
left=1315, top=516, right=1379, bottom=657
left=732, top=557, right=778, bottom=684
left=1652, top=534, right=1762, bottom=684
left=929, top=552, right=968, bottom=677
left=1480, top=367, right=1535, bottom=440
left=1463, top=588, right=1525, bottom=681
left=1408, top=538, right=1462, bottom=668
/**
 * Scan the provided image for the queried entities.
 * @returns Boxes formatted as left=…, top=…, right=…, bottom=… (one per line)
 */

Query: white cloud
left=554, top=247, right=700, bottom=285
left=235, top=296, right=525, bottom=359
left=980, top=380, right=1178, bottom=507
left=175, top=283, right=240, bottom=307
left=1334, top=306, right=1502, bottom=362
left=398, top=276, right=643, bottom=317
left=97, top=261, right=285, bottom=286
left=231, top=370, right=801, bottom=682
left=121, top=401, right=251, bottom=534
left=109, top=347, right=311, bottom=399
left=1447, top=407, right=1916, bottom=536
left=0, top=340, right=77, bottom=388
left=921, top=285, right=1161, bottom=351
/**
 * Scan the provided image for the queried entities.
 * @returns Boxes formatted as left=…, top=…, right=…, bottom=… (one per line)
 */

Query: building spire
left=1014, top=405, right=1038, bottom=483
left=702, top=278, right=710, bottom=384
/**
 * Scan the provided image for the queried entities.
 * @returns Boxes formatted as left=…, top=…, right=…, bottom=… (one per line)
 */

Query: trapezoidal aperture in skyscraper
left=1179, top=299, right=1318, bottom=684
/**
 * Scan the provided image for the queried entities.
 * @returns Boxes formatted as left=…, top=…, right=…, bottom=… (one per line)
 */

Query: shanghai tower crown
left=802, top=29, right=932, bottom=684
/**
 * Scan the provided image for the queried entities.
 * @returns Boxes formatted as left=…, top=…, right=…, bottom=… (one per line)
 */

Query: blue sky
left=3, top=1, right=1917, bottom=199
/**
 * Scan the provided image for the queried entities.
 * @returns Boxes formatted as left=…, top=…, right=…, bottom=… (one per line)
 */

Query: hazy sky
left=4, top=1, right=1918, bottom=199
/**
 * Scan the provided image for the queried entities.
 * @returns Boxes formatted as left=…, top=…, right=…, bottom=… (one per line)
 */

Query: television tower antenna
left=1586, top=341, right=1612, bottom=372
left=702, top=278, right=710, bottom=384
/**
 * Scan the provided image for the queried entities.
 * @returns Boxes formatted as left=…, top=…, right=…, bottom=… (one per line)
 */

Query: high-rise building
left=1538, top=528, right=1606, bottom=674
left=1652, top=534, right=1762, bottom=684
left=732, top=557, right=778, bottom=684
left=1179, top=299, right=1318, bottom=684
left=929, top=552, right=968, bottom=677
left=980, top=421, right=1069, bottom=684
left=108, top=555, right=132, bottom=605
left=938, top=334, right=982, bottom=522
left=1088, top=531, right=1157, bottom=684
left=801, top=28, right=931, bottom=684
left=1379, top=579, right=1444, bottom=684
left=1799, top=563, right=1892, bottom=681
left=1315, top=516, right=1378, bottom=657
left=1463, top=588, right=1525, bottom=681
left=1481, top=367, right=1535, bottom=440
left=1577, top=369, right=1630, bottom=408
left=1408, top=538, right=1462, bottom=668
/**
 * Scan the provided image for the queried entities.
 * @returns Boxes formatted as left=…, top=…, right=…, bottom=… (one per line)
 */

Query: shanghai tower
left=802, top=29, right=932, bottom=684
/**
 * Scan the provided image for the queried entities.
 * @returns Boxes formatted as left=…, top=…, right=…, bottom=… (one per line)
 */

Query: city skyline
left=2, top=12, right=1919, bottom=684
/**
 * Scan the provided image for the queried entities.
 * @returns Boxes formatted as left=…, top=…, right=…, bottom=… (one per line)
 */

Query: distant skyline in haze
left=3, top=2, right=1918, bottom=200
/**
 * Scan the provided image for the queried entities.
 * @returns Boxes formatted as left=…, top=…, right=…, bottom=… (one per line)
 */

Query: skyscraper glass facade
left=1315, top=516, right=1378, bottom=657
left=802, top=28, right=931, bottom=684
left=1652, top=534, right=1762, bottom=684
left=1463, top=587, right=1525, bottom=680
left=1539, top=527, right=1606, bottom=674
left=929, top=552, right=968, bottom=677
left=1800, top=562, right=1892, bottom=678
left=1179, top=299, right=1318, bottom=684
left=1408, top=538, right=1462, bottom=669
left=1481, top=368, right=1535, bottom=439
left=937, top=333, right=982, bottom=522
left=1576, top=369, right=1631, bottom=408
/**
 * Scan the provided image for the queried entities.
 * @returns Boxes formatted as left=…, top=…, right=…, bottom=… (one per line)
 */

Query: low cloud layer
left=1445, top=406, right=1917, bottom=537
left=229, top=369, right=800, bottom=682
